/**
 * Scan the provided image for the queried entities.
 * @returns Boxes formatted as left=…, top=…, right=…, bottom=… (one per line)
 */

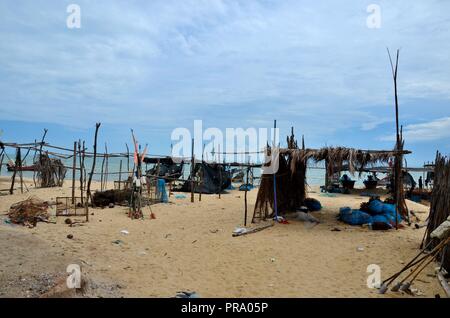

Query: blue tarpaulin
left=157, top=179, right=168, bottom=203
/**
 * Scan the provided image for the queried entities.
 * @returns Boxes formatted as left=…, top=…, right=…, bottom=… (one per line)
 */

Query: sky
left=1, top=0, right=449, bottom=166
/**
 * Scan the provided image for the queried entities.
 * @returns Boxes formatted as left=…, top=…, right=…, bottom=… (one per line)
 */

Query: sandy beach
left=0, top=176, right=443, bottom=298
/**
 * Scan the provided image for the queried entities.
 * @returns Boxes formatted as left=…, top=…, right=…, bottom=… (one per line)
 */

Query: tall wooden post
left=126, top=143, right=130, bottom=175
left=388, top=48, right=402, bottom=229
left=191, top=138, right=195, bottom=203
left=218, top=144, right=222, bottom=199
left=104, top=144, right=109, bottom=191
left=9, top=148, right=21, bottom=194
left=0, top=152, right=4, bottom=176
left=118, top=159, right=123, bottom=190
left=199, top=143, right=205, bottom=202
left=86, top=123, right=101, bottom=221
left=273, top=119, right=278, bottom=220
left=244, top=167, right=249, bottom=226
left=78, top=140, right=84, bottom=204
left=71, top=141, right=77, bottom=204
left=18, top=148, right=24, bottom=194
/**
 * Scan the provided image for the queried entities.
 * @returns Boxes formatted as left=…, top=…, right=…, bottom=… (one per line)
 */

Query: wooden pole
left=18, top=148, right=23, bottom=194
left=104, top=143, right=109, bottom=191
left=0, top=152, right=4, bottom=176
left=71, top=141, right=77, bottom=204
left=199, top=143, right=205, bottom=202
left=218, top=144, right=222, bottom=199
left=118, top=159, right=123, bottom=190
left=9, top=148, right=20, bottom=194
left=82, top=141, right=86, bottom=191
left=126, top=143, right=130, bottom=175
left=33, top=129, right=48, bottom=188
left=273, top=119, right=278, bottom=220
left=190, top=138, right=195, bottom=203
left=78, top=140, right=84, bottom=204
left=388, top=48, right=401, bottom=230
left=86, top=123, right=101, bottom=221
left=244, top=167, right=249, bottom=226
left=100, top=145, right=106, bottom=192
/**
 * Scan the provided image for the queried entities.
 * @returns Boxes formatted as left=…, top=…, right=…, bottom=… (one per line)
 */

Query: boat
left=6, top=160, right=37, bottom=172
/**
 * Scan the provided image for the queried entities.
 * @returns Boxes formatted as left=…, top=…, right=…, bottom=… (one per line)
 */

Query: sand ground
left=0, top=176, right=445, bottom=298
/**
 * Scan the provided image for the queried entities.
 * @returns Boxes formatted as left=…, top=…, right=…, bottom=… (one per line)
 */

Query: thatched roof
left=279, top=147, right=410, bottom=176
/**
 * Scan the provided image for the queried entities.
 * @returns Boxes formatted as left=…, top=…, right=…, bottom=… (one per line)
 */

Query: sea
left=1, top=154, right=426, bottom=187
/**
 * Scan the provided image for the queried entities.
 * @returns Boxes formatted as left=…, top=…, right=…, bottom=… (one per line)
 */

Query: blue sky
left=1, top=0, right=449, bottom=166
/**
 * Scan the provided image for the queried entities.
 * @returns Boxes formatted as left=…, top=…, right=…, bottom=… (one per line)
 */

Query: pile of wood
left=425, top=152, right=450, bottom=272
left=8, top=196, right=50, bottom=227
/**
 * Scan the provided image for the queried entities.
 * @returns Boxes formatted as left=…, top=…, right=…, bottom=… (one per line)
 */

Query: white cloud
left=380, top=117, right=450, bottom=142
left=0, top=0, right=449, bottom=147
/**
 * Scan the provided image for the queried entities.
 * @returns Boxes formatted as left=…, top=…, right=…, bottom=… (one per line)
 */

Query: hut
left=252, top=138, right=410, bottom=223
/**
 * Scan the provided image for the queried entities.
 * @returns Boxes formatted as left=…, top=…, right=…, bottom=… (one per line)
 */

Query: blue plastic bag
left=339, top=207, right=372, bottom=225
left=368, top=199, right=384, bottom=214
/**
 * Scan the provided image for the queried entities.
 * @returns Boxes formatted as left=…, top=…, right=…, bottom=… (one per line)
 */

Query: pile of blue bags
left=304, top=198, right=322, bottom=212
left=338, top=199, right=402, bottom=229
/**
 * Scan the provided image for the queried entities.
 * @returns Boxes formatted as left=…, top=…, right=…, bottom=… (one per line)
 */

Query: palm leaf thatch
left=253, top=145, right=408, bottom=223
left=424, top=152, right=450, bottom=272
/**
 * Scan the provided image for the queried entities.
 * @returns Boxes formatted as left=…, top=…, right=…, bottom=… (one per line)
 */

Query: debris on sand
left=8, top=196, right=50, bottom=227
